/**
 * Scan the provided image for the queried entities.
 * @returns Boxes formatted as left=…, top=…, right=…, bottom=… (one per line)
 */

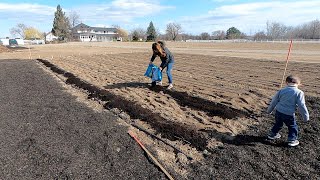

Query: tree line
left=131, top=20, right=320, bottom=41
left=9, top=4, right=320, bottom=41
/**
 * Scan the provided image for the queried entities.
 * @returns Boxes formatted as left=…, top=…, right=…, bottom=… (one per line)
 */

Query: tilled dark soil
left=37, top=58, right=320, bottom=179
left=187, top=96, right=320, bottom=179
left=37, top=59, right=251, bottom=152
left=0, top=59, right=166, bottom=179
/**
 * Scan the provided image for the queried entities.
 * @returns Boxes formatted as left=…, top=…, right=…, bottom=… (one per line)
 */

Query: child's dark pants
left=271, top=111, right=298, bottom=141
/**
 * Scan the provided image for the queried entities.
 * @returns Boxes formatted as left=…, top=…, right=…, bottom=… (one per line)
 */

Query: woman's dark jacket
left=150, top=47, right=174, bottom=69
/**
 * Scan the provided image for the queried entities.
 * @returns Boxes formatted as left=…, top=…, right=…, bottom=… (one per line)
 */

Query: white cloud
left=211, top=0, right=237, bottom=2
left=180, top=1, right=320, bottom=34
left=3, top=0, right=318, bottom=36
left=94, top=24, right=112, bottom=28
left=0, top=0, right=174, bottom=36
left=73, top=0, right=174, bottom=23
left=0, top=3, right=56, bottom=36
left=0, top=3, right=55, bottom=15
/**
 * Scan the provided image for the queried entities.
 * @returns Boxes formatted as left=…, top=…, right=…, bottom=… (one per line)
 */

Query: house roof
left=73, top=23, right=91, bottom=29
left=92, top=27, right=117, bottom=32
left=46, top=32, right=55, bottom=36
left=72, top=23, right=117, bottom=32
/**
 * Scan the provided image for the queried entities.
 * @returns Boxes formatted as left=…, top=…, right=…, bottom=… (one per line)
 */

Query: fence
left=185, top=39, right=320, bottom=44
left=24, top=39, right=45, bottom=45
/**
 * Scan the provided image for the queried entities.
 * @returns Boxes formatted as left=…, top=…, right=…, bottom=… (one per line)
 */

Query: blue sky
left=0, top=0, right=319, bottom=38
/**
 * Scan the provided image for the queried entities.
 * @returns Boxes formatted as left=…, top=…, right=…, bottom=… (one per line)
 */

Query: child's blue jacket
left=267, top=85, right=309, bottom=121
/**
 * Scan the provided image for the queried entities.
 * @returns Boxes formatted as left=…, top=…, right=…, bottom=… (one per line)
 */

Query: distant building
left=15, top=38, right=25, bottom=45
left=71, top=23, right=120, bottom=42
left=45, top=32, right=58, bottom=42
left=0, top=38, right=9, bottom=46
left=0, top=38, right=24, bottom=46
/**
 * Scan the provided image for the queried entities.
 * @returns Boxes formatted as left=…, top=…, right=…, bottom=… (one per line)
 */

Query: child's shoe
left=288, top=140, right=299, bottom=147
left=156, top=81, right=162, bottom=86
left=167, top=83, right=173, bottom=90
left=267, top=133, right=281, bottom=140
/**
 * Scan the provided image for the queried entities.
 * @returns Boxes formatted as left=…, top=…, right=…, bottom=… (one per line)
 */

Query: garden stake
left=28, top=44, right=32, bottom=59
left=131, top=124, right=193, bottom=160
left=280, top=39, right=293, bottom=88
left=128, top=130, right=174, bottom=180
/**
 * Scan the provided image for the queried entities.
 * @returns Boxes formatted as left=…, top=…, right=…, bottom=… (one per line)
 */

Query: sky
left=0, top=0, right=319, bottom=38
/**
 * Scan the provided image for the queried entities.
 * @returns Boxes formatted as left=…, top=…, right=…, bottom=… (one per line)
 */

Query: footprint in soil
left=144, top=98, right=151, bottom=103
left=303, top=126, right=318, bottom=134
left=263, top=139, right=291, bottom=147
left=154, top=98, right=166, bottom=105
left=223, top=135, right=290, bottom=147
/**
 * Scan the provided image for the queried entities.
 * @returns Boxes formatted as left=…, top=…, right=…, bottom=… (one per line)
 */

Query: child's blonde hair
left=286, top=75, right=301, bottom=84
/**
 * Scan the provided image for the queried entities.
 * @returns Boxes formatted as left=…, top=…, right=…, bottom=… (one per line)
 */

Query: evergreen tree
left=146, top=21, right=157, bottom=41
left=52, top=5, right=70, bottom=40
left=132, top=30, right=139, bottom=41
left=226, top=27, right=241, bottom=39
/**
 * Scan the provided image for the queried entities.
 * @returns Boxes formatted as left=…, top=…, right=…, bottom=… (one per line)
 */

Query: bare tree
left=309, top=19, right=320, bottom=39
left=155, top=28, right=161, bottom=40
left=253, top=31, right=267, bottom=40
left=68, top=10, right=81, bottom=28
left=296, top=19, right=320, bottom=39
left=285, top=26, right=295, bottom=39
left=292, top=23, right=311, bottom=39
left=130, top=28, right=146, bottom=41
left=166, top=23, right=182, bottom=41
left=112, top=25, right=129, bottom=41
left=200, top=32, right=210, bottom=40
left=180, top=33, right=202, bottom=40
left=266, top=21, right=288, bottom=40
left=212, top=30, right=225, bottom=40
left=290, top=25, right=303, bottom=39
left=10, top=23, right=27, bottom=38
left=180, top=33, right=192, bottom=41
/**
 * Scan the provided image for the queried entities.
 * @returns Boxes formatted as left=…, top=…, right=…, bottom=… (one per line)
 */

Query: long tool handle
left=128, top=131, right=174, bottom=180
left=280, top=39, right=293, bottom=88
left=131, top=124, right=193, bottom=160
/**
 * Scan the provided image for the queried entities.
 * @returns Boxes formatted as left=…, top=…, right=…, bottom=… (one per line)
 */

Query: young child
left=149, top=41, right=174, bottom=89
left=266, top=75, right=309, bottom=147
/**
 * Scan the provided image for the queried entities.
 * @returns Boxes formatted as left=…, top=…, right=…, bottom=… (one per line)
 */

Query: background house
left=71, top=23, right=120, bottom=42
left=45, top=32, right=58, bottom=42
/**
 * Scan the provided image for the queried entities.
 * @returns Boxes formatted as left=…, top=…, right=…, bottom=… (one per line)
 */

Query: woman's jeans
left=271, top=111, right=298, bottom=141
left=166, top=62, right=174, bottom=84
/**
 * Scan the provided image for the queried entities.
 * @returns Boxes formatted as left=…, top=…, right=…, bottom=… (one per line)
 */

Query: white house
left=15, top=38, right=24, bottom=45
left=71, top=23, right=120, bottom=42
left=45, top=32, right=57, bottom=42
left=0, top=38, right=9, bottom=45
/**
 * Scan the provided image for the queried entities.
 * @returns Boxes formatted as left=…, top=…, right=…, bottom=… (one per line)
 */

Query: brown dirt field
left=0, top=45, right=11, bottom=53
left=1, top=42, right=319, bottom=179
